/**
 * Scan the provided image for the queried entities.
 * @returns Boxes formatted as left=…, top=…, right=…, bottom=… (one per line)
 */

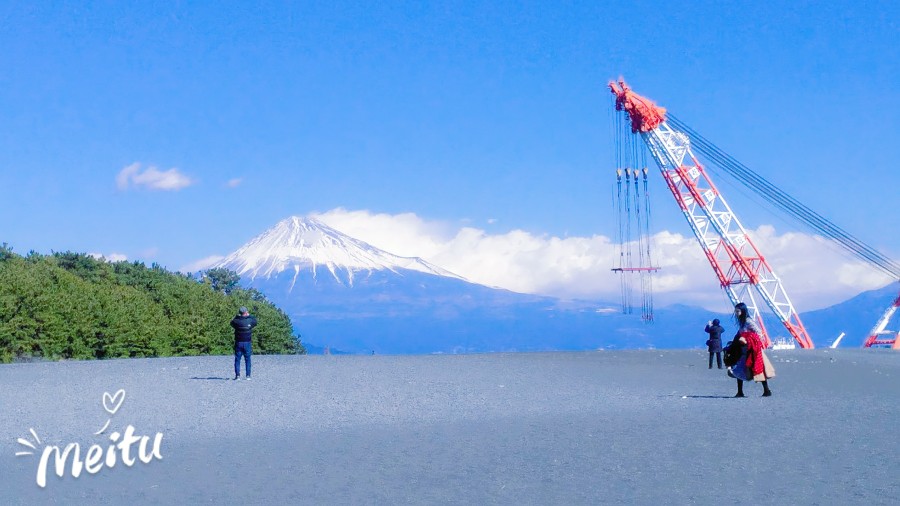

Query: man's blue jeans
left=234, top=341, right=252, bottom=377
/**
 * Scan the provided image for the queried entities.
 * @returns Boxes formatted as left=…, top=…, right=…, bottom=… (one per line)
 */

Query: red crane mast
left=609, top=80, right=814, bottom=349
left=863, top=293, right=900, bottom=349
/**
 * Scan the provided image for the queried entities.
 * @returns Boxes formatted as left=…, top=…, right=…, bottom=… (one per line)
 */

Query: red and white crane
left=609, top=79, right=900, bottom=349
left=863, top=293, right=900, bottom=349
left=609, top=80, right=813, bottom=348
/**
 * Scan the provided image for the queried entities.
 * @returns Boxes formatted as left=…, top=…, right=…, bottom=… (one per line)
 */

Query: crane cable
left=667, top=114, right=900, bottom=280
left=613, top=103, right=661, bottom=319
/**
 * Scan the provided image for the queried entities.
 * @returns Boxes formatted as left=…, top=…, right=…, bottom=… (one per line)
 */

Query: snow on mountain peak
left=215, top=216, right=462, bottom=285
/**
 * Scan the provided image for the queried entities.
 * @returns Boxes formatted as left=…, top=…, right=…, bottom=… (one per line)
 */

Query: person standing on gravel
left=704, top=318, right=724, bottom=369
left=727, top=302, right=774, bottom=397
left=231, top=306, right=257, bottom=380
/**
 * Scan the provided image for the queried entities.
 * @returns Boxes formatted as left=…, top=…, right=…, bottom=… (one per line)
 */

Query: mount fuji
left=213, top=216, right=897, bottom=353
left=218, top=216, right=462, bottom=287
left=213, top=216, right=719, bottom=353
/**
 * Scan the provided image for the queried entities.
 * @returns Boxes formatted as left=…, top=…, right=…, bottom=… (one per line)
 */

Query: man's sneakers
left=246, top=376, right=251, bottom=381
left=233, top=375, right=240, bottom=381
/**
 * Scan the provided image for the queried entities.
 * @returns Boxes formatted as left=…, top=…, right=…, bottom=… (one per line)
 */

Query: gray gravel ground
left=1, top=349, right=898, bottom=505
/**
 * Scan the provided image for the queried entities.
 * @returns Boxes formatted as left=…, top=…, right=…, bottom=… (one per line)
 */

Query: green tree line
left=0, top=244, right=305, bottom=363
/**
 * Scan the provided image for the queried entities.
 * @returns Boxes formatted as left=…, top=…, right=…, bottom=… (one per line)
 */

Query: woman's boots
left=736, top=379, right=772, bottom=397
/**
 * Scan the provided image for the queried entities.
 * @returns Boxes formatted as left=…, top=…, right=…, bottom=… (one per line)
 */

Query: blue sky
left=1, top=1, right=898, bottom=311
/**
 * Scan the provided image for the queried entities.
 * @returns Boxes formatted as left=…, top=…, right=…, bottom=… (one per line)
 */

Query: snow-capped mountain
left=216, top=216, right=462, bottom=288
left=211, top=215, right=749, bottom=354
left=211, top=215, right=898, bottom=354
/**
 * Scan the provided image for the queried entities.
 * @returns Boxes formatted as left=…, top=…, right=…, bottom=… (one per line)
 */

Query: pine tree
left=0, top=250, right=305, bottom=363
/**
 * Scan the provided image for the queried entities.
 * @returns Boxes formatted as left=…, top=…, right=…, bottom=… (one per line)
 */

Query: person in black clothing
left=704, top=318, right=724, bottom=369
left=231, top=306, right=257, bottom=380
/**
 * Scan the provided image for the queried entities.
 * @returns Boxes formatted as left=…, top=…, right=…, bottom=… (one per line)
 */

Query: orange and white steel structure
left=608, top=79, right=814, bottom=349
left=863, top=292, right=900, bottom=349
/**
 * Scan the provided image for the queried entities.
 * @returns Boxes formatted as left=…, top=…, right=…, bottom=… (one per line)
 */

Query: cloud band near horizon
left=308, top=208, right=894, bottom=312
left=182, top=208, right=894, bottom=312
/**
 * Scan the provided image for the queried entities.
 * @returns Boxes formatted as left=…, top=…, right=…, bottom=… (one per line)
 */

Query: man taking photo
left=231, top=306, right=257, bottom=380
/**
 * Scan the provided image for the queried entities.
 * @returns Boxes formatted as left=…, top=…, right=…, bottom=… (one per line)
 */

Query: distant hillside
left=213, top=216, right=738, bottom=353
left=211, top=215, right=900, bottom=354
left=0, top=246, right=305, bottom=363
left=800, top=282, right=900, bottom=347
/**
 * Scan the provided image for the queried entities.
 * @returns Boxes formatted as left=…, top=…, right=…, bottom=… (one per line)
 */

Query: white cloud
left=116, top=162, right=194, bottom=191
left=311, top=208, right=456, bottom=259
left=226, top=178, right=243, bottom=188
left=313, top=209, right=894, bottom=312
left=88, top=252, right=128, bottom=262
left=179, top=255, right=224, bottom=274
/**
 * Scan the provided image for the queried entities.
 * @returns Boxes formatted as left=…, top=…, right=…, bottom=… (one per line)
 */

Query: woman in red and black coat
left=727, top=302, right=775, bottom=397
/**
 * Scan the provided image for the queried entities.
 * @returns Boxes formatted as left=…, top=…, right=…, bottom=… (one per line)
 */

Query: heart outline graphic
left=102, top=389, right=126, bottom=416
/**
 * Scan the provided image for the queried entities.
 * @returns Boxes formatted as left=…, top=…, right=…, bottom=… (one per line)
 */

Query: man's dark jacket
left=704, top=323, right=724, bottom=353
left=231, top=314, right=258, bottom=343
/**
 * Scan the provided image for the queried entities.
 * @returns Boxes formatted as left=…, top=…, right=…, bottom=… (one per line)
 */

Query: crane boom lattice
left=863, top=293, right=900, bottom=349
left=609, top=80, right=814, bottom=349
